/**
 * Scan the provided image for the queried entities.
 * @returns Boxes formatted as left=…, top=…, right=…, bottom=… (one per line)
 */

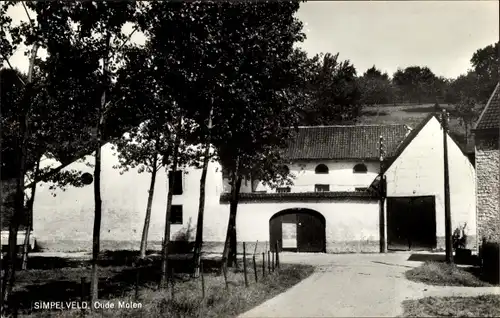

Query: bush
left=480, top=240, right=499, bottom=284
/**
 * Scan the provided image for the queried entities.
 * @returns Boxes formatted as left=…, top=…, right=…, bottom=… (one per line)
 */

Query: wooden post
left=271, top=252, right=275, bottom=272
left=253, top=240, right=258, bottom=256
left=170, top=267, right=175, bottom=302
left=243, top=243, right=249, bottom=287
left=135, top=267, right=140, bottom=300
left=81, top=277, right=86, bottom=318
left=252, top=255, right=258, bottom=283
left=275, top=241, right=280, bottom=269
left=200, top=261, right=205, bottom=299
left=262, top=252, right=266, bottom=278
left=222, top=263, right=229, bottom=290
left=379, top=135, right=387, bottom=253
left=442, top=110, right=453, bottom=264
left=267, top=251, right=271, bottom=274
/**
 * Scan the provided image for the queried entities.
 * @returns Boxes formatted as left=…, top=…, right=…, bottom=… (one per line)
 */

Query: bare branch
left=21, top=1, right=34, bottom=28
left=117, top=25, right=138, bottom=53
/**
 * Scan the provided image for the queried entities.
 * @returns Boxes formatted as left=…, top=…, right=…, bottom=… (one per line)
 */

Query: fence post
left=252, top=255, right=258, bottom=283
left=268, top=250, right=271, bottom=274
left=243, top=242, right=249, bottom=287
left=262, top=252, right=266, bottom=278
left=275, top=241, right=280, bottom=269
left=222, top=263, right=229, bottom=290
left=170, top=267, right=175, bottom=302
left=253, top=240, right=258, bottom=256
left=201, top=261, right=205, bottom=299
left=80, top=277, right=86, bottom=318
left=271, top=252, right=275, bottom=272
left=135, top=266, right=140, bottom=300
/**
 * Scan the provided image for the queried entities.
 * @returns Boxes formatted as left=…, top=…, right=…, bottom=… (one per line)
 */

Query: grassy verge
left=14, top=261, right=314, bottom=318
left=402, top=295, right=500, bottom=317
left=405, top=261, right=490, bottom=287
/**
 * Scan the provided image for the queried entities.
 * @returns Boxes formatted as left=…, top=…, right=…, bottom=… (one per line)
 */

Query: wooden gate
left=270, top=209, right=326, bottom=253
left=387, top=196, right=437, bottom=251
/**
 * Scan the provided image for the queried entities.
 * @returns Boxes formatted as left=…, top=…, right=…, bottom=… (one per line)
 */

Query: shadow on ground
left=407, top=253, right=480, bottom=266
left=407, top=253, right=446, bottom=263
left=6, top=251, right=231, bottom=315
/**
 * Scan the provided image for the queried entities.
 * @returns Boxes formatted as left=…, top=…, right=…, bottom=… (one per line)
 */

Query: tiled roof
left=475, top=82, right=500, bottom=131
left=282, top=124, right=410, bottom=161
left=219, top=191, right=378, bottom=203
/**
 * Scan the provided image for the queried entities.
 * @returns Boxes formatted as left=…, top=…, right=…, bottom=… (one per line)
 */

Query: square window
left=170, top=205, right=183, bottom=225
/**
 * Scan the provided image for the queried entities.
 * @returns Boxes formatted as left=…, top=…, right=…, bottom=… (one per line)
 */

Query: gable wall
left=385, top=117, right=477, bottom=249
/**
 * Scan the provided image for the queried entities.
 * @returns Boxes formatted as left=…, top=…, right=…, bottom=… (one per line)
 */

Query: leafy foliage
left=301, top=53, right=361, bottom=125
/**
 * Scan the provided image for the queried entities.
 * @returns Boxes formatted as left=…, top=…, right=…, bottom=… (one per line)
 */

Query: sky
left=3, top=1, right=499, bottom=79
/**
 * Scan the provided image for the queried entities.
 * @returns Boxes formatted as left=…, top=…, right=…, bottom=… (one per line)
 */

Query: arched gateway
left=270, top=208, right=326, bottom=253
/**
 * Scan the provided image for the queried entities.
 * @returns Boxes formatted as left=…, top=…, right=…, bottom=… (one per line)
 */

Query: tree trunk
left=464, top=122, right=469, bottom=145
left=160, top=116, right=182, bottom=289
left=90, top=32, right=110, bottom=306
left=21, top=156, right=41, bottom=270
left=2, top=42, right=38, bottom=314
left=139, top=153, right=159, bottom=259
left=221, top=156, right=242, bottom=269
left=192, top=106, right=213, bottom=277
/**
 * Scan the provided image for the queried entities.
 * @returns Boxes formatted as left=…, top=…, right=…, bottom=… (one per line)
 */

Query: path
left=239, top=252, right=500, bottom=318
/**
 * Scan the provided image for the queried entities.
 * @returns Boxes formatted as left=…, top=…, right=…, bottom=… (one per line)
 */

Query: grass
left=359, top=103, right=467, bottom=141
left=402, top=294, right=500, bottom=317
left=6, top=253, right=314, bottom=318
left=405, top=261, right=491, bottom=287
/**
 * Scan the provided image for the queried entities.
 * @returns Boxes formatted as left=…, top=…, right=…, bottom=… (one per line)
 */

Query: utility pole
left=442, top=109, right=453, bottom=264
left=379, top=135, right=387, bottom=253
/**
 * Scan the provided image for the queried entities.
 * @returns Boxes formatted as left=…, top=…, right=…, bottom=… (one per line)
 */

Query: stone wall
left=475, top=132, right=500, bottom=243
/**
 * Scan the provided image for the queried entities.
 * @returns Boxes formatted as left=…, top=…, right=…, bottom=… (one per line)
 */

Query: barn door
left=297, top=212, right=326, bottom=252
left=387, top=196, right=437, bottom=251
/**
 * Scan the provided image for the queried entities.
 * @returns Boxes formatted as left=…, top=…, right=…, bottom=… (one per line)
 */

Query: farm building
left=2, top=113, right=478, bottom=254
left=473, top=82, right=500, bottom=243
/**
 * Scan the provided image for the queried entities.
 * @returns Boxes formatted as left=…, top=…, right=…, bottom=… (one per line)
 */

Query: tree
left=453, top=95, right=480, bottom=143
left=358, top=65, right=392, bottom=106
left=392, top=66, right=438, bottom=104
left=470, top=41, right=499, bottom=103
left=111, top=44, right=175, bottom=260
left=301, top=53, right=361, bottom=125
left=4, top=1, right=142, bottom=307
left=188, top=1, right=305, bottom=267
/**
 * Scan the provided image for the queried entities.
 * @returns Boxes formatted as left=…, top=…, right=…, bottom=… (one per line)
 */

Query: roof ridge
left=296, top=124, right=408, bottom=129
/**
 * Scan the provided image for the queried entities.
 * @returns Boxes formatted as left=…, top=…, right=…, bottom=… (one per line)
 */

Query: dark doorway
left=270, top=209, right=326, bottom=253
left=387, top=196, right=437, bottom=251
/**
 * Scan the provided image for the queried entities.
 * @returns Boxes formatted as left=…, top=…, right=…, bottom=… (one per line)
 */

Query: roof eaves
left=473, top=82, right=500, bottom=131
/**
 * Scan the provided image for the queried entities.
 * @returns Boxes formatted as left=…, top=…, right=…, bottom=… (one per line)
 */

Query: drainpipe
left=379, top=136, right=387, bottom=253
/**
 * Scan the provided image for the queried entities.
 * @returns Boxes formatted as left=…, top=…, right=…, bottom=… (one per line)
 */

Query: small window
left=168, top=170, right=183, bottom=195
left=277, top=187, right=291, bottom=193
left=315, top=184, right=330, bottom=192
left=353, top=163, right=368, bottom=174
left=315, top=164, right=329, bottom=174
left=81, top=172, right=93, bottom=185
left=170, top=205, right=183, bottom=224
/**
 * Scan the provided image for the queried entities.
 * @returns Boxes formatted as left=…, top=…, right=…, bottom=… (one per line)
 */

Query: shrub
left=452, top=223, right=468, bottom=250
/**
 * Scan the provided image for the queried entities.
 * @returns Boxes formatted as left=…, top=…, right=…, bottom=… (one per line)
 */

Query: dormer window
left=353, top=163, right=368, bottom=174
left=315, top=164, right=329, bottom=174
